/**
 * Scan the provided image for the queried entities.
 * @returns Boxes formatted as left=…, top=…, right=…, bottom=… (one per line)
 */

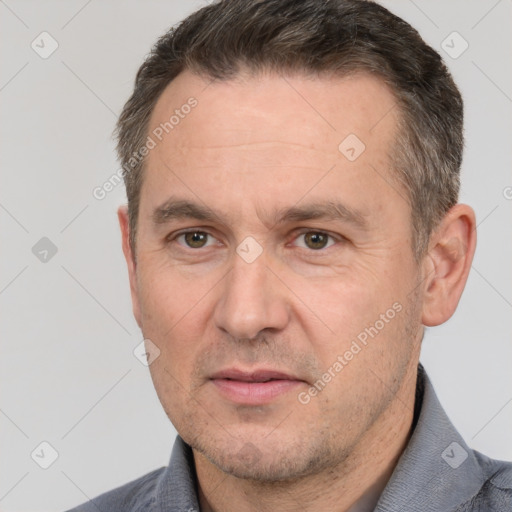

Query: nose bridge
left=214, top=250, right=289, bottom=339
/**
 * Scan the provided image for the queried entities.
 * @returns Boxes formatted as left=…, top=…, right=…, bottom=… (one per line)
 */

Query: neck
left=195, top=363, right=419, bottom=512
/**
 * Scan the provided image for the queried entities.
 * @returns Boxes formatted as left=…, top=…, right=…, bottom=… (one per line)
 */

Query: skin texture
left=118, top=70, right=477, bottom=512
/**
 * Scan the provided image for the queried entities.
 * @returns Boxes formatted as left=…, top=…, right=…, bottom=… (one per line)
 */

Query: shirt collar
left=374, top=364, right=484, bottom=512
left=155, top=434, right=200, bottom=512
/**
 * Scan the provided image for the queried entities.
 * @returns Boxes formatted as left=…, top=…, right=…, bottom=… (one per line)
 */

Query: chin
left=190, top=430, right=338, bottom=482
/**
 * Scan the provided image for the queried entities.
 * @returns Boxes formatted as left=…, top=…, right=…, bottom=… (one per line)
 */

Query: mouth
left=209, top=368, right=304, bottom=405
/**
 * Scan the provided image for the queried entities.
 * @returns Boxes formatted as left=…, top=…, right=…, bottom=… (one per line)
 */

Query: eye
left=293, top=231, right=336, bottom=250
left=176, top=230, right=215, bottom=249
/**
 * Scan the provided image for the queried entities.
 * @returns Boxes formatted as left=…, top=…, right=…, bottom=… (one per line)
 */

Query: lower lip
left=211, top=378, right=302, bottom=405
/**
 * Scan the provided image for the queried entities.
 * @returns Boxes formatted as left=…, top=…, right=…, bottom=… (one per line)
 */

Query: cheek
left=301, top=273, right=378, bottom=333
left=299, top=264, right=412, bottom=367
left=136, top=255, right=212, bottom=327
left=136, top=262, right=215, bottom=369
left=138, top=269, right=213, bottom=425
left=301, top=285, right=416, bottom=426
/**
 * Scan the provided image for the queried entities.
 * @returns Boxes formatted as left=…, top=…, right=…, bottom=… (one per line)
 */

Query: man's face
left=126, top=70, right=425, bottom=480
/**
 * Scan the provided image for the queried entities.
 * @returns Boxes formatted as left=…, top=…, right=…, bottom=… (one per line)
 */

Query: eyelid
left=290, top=228, right=345, bottom=247
left=167, top=228, right=221, bottom=248
left=166, top=226, right=214, bottom=239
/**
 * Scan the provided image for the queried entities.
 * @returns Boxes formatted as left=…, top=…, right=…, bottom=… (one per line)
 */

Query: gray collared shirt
left=67, top=365, right=512, bottom=511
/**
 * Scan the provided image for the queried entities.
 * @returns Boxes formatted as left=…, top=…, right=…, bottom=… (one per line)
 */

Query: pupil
left=186, top=232, right=206, bottom=247
left=306, top=232, right=327, bottom=249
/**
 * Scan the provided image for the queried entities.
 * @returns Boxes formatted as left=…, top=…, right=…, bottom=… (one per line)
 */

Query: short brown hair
left=116, top=0, right=463, bottom=260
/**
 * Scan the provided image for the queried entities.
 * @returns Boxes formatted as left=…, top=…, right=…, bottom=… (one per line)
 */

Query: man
left=68, top=0, right=512, bottom=510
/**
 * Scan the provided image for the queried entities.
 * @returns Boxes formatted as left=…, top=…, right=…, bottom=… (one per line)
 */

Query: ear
left=421, top=204, right=477, bottom=327
left=118, top=205, right=142, bottom=329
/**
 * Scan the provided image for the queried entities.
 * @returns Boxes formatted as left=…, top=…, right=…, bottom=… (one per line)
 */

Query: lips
left=210, top=368, right=304, bottom=405
left=211, top=369, right=298, bottom=382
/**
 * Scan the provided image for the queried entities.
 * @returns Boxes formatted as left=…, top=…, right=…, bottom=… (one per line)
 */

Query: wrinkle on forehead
left=148, top=69, right=399, bottom=151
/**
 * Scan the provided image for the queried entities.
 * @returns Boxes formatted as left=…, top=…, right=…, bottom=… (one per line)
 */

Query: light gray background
left=1, top=1, right=511, bottom=510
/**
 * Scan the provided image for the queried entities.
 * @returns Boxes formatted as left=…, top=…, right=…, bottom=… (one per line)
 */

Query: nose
left=213, top=252, right=290, bottom=340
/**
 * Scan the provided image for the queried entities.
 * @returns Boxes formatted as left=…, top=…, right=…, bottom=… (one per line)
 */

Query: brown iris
left=184, top=231, right=208, bottom=248
left=304, top=232, right=329, bottom=250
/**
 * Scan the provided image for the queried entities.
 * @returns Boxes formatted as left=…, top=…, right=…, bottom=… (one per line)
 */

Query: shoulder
left=65, top=466, right=165, bottom=512
left=457, top=452, right=512, bottom=511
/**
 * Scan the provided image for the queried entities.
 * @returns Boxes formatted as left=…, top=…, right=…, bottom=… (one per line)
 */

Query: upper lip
left=210, top=368, right=302, bottom=383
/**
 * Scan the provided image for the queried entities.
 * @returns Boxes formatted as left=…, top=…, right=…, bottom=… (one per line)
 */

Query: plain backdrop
left=1, top=1, right=511, bottom=510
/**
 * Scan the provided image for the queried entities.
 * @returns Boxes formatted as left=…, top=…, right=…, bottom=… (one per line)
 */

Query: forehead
left=141, top=70, right=406, bottom=228
left=149, top=69, right=398, bottom=150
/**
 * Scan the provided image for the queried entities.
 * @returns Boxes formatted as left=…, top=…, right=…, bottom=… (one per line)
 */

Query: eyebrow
left=274, top=201, right=369, bottom=230
left=152, top=199, right=222, bottom=225
left=152, top=198, right=369, bottom=230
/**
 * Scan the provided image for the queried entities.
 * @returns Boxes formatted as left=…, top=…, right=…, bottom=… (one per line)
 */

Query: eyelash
left=168, top=229, right=344, bottom=251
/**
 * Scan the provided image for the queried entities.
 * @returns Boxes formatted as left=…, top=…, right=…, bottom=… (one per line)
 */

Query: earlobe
left=118, top=205, right=143, bottom=329
left=421, top=204, right=477, bottom=327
